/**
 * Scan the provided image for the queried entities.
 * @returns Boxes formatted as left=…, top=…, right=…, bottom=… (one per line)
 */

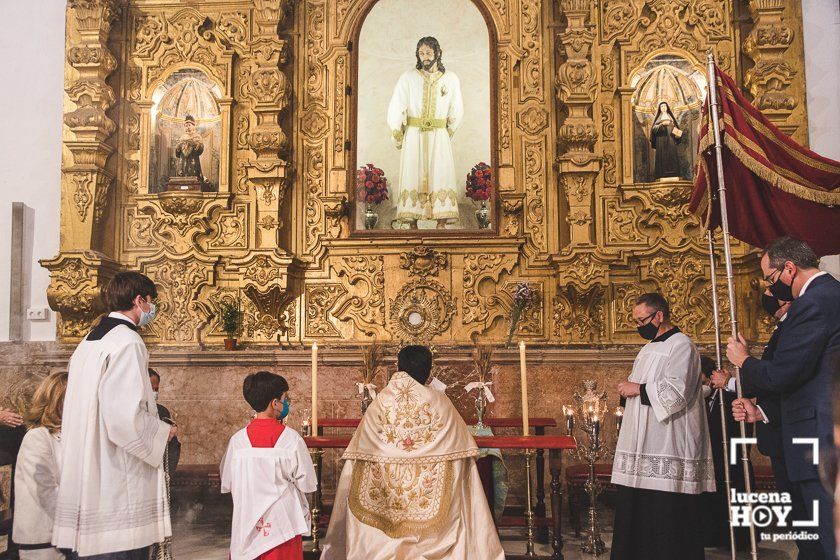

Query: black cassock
left=700, top=390, right=754, bottom=550
left=611, top=485, right=704, bottom=560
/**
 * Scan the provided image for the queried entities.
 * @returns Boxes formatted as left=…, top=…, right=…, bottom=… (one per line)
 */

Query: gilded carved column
left=237, top=1, right=299, bottom=339
left=41, top=0, right=121, bottom=340
left=246, top=0, right=293, bottom=251
left=555, top=0, right=600, bottom=246
left=743, top=0, right=801, bottom=138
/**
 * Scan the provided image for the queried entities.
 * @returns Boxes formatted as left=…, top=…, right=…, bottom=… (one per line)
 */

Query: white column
left=802, top=0, right=840, bottom=278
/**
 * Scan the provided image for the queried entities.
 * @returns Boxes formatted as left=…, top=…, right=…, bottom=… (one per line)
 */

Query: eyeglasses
left=634, top=311, right=657, bottom=328
left=761, top=268, right=783, bottom=287
left=819, top=445, right=838, bottom=495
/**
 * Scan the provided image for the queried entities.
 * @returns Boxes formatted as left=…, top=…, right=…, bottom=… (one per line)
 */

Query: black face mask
left=637, top=312, right=660, bottom=340
left=768, top=268, right=796, bottom=302
left=761, top=293, right=783, bottom=316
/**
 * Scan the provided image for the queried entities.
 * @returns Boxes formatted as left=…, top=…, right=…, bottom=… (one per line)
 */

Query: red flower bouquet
left=356, top=163, right=389, bottom=205
left=465, top=162, right=493, bottom=202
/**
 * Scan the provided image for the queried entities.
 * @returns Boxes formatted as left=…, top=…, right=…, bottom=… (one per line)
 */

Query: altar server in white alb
left=220, top=371, right=317, bottom=560
left=388, top=36, right=464, bottom=227
left=53, top=272, right=176, bottom=559
left=611, top=293, right=715, bottom=560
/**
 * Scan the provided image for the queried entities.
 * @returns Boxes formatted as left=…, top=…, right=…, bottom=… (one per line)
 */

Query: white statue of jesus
left=387, top=36, right=464, bottom=228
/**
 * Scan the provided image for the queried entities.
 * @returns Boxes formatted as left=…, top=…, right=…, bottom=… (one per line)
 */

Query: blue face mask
left=138, top=302, right=156, bottom=328
left=279, top=397, right=290, bottom=420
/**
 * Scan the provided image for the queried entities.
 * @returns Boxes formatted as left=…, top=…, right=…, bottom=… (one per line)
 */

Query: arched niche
left=350, top=0, right=496, bottom=233
left=136, top=61, right=234, bottom=195
left=625, top=52, right=706, bottom=184
left=148, top=69, right=223, bottom=193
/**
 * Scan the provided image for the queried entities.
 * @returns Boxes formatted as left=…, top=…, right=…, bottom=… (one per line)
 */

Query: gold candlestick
left=309, top=448, right=324, bottom=551
left=524, top=448, right=536, bottom=557
left=570, top=380, right=610, bottom=556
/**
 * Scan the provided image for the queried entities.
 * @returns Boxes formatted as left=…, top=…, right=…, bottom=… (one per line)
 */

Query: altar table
left=316, top=417, right=558, bottom=542
left=304, top=433, right=575, bottom=560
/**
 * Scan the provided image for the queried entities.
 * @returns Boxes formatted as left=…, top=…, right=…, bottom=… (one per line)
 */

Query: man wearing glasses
left=728, top=236, right=840, bottom=559
left=611, top=293, right=715, bottom=560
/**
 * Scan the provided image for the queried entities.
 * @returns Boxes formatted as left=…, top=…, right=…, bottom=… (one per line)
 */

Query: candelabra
left=474, top=386, right=488, bottom=430
left=564, top=380, right=623, bottom=556
left=361, top=386, right=373, bottom=415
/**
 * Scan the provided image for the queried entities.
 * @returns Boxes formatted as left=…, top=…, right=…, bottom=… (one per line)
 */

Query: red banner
left=689, top=65, right=840, bottom=257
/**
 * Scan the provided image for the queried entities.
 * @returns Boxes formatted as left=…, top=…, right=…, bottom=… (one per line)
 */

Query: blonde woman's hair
left=26, top=371, right=68, bottom=433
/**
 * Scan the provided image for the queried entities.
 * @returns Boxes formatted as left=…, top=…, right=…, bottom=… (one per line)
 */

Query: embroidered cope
left=611, top=331, right=716, bottom=494
left=322, top=372, right=504, bottom=560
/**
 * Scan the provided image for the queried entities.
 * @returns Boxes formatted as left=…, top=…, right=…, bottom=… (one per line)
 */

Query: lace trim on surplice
left=613, top=450, right=714, bottom=484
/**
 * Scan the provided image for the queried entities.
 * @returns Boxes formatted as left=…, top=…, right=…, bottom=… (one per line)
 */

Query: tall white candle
left=311, top=342, right=318, bottom=435
left=519, top=341, right=529, bottom=436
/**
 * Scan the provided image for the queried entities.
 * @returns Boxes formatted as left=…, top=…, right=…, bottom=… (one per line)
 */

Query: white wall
left=0, top=2, right=65, bottom=341
left=802, top=0, right=840, bottom=277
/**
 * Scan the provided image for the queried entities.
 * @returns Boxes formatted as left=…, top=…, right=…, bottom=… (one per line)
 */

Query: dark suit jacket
left=741, top=273, right=840, bottom=482
left=755, top=325, right=783, bottom=458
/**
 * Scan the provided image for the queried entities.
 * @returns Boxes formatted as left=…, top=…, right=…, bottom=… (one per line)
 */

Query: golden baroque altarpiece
left=43, top=0, right=809, bottom=348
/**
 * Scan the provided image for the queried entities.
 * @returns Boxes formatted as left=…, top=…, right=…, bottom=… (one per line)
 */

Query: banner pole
left=707, top=50, right=759, bottom=560
left=708, top=231, right=738, bottom=560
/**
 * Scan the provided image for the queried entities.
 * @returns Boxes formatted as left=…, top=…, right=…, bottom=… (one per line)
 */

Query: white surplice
left=321, top=372, right=504, bottom=560
left=387, top=69, right=464, bottom=223
left=53, top=314, right=171, bottom=556
left=611, top=330, right=716, bottom=494
left=13, top=427, right=64, bottom=560
left=220, top=427, right=317, bottom=560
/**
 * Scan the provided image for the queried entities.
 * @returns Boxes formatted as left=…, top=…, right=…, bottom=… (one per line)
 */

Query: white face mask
left=138, top=301, right=156, bottom=328
left=701, top=384, right=713, bottom=399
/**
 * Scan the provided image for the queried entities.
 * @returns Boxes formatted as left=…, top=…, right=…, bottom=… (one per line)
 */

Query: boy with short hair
left=221, top=371, right=316, bottom=560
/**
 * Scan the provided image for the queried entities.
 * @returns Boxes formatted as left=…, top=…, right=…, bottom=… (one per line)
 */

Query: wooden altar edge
left=304, top=435, right=576, bottom=449
left=316, top=417, right=558, bottom=429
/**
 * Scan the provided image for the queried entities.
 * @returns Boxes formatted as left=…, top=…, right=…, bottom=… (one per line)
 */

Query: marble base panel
left=0, top=341, right=769, bottom=496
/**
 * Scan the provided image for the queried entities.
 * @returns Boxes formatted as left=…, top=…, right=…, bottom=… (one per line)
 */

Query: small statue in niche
left=167, top=114, right=210, bottom=191
left=176, top=115, right=204, bottom=179
left=649, top=101, right=683, bottom=181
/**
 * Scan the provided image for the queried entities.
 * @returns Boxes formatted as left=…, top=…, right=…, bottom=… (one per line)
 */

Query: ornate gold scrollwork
left=389, top=279, right=457, bottom=344
left=40, top=251, right=120, bottom=340
left=400, top=248, right=448, bottom=278
left=44, top=0, right=805, bottom=347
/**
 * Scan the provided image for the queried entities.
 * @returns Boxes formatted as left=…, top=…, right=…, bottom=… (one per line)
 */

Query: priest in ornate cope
left=321, top=346, right=504, bottom=560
